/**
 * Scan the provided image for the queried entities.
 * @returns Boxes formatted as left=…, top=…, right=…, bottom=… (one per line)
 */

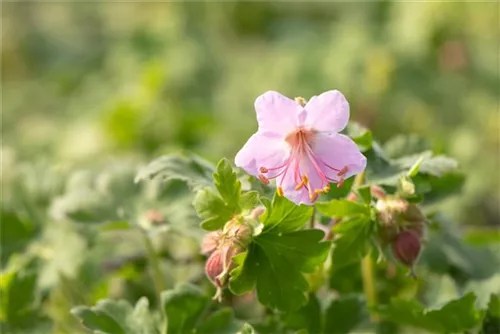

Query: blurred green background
left=1, top=2, right=499, bottom=333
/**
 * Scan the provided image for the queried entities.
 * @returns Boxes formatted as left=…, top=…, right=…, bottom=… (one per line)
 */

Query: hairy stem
left=139, top=227, right=167, bottom=331
left=309, top=207, right=316, bottom=229
left=354, top=172, right=379, bottom=322
left=361, top=252, right=379, bottom=322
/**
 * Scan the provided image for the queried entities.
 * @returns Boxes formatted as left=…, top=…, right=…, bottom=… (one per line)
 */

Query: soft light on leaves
left=316, top=199, right=370, bottom=219
left=0, top=209, right=38, bottom=265
left=324, top=295, right=367, bottom=334
left=375, top=292, right=482, bottom=333
left=134, top=153, right=215, bottom=191
left=71, top=297, right=160, bottom=334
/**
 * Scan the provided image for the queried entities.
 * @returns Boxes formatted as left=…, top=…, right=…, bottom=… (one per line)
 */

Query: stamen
left=309, top=191, right=319, bottom=202
left=258, top=174, right=270, bottom=185
left=277, top=187, right=284, bottom=197
left=323, top=184, right=330, bottom=192
left=337, top=178, right=345, bottom=188
left=337, top=166, right=348, bottom=177
left=259, top=167, right=268, bottom=173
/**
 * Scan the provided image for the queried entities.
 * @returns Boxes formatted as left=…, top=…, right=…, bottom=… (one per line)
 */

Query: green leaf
left=261, top=194, right=313, bottom=233
left=394, top=152, right=458, bottom=178
left=322, top=177, right=355, bottom=200
left=196, top=308, right=239, bottom=334
left=240, top=191, right=259, bottom=211
left=213, top=159, right=241, bottom=211
left=0, top=258, right=41, bottom=330
left=383, top=134, right=430, bottom=159
left=356, top=186, right=372, bottom=204
left=421, top=219, right=500, bottom=281
left=229, top=230, right=330, bottom=312
left=352, top=130, right=373, bottom=152
left=193, top=188, right=233, bottom=231
left=346, top=122, right=373, bottom=152
left=331, top=217, right=373, bottom=268
left=316, top=199, right=370, bottom=219
left=71, top=306, right=126, bottom=334
left=0, top=210, right=38, bottom=265
left=71, top=298, right=160, bottom=334
left=376, top=292, right=482, bottom=333
left=161, top=284, right=209, bottom=334
left=324, top=295, right=367, bottom=334
left=482, top=294, right=500, bottom=334
left=135, top=153, right=215, bottom=190
left=193, top=159, right=255, bottom=231
left=283, top=293, right=322, bottom=334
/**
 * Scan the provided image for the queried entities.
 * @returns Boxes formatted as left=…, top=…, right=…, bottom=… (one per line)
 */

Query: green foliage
left=229, top=195, right=330, bottom=312
left=72, top=297, right=160, bottom=334
left=135, top=154, right=215, bottom=191
left=324, top=295, right=367, bottom=334
left=0, top=258, right=43, bottom=331
left=72, top=284, right=243, bottom=334
left=193, top=159, right=258, bottom=231
left=376, top=292, right=483, bottom=333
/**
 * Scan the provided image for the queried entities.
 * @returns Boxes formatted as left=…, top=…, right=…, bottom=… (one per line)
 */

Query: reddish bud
left=205, top=250, right=224, bottom=287
left=392, top=230, right=421, bottom=271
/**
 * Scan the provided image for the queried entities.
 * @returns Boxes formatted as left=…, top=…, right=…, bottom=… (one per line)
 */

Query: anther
left=259, top=167, right=268, bottom=173
left=337, top=166, right=348, bottom=177
left=323, top=184, right=331, bottom=193
left=337, top=178, right=345, bottom=188
left=309, top=192, right=319, bottom=202
left=258, top=174, right=270, bottom=185
left=277, top=187, right=284, bottom=197
left=294, top=96, right=306, bottom=107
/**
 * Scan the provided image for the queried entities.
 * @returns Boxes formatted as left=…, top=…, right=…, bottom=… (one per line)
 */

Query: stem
left=139, top=227, right=166, bottom=330
left=353, top=171, right=378, bottom=322
left=309, top=207, right=316, bottom=229
left=361, top=252, right=378, bottom=322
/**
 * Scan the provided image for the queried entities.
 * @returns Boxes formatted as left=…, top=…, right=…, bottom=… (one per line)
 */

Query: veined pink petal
left=235, top=132, right=289, bottom=177
left=313, top=132, right=367, bottom=181
left=303, top=90, right=349, bottom=132
left=278, top=159, right=325, bottom=206
left=255, top=91, right=302, bottom=135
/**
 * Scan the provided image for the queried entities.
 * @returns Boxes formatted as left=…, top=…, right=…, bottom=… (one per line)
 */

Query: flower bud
left=201, top=231, right=221, bottom=255
left=205, top=249, right=224, bottom=287
left=391, top=229, right=422, bottom=276
left=222, top=219, right=253, bottom=248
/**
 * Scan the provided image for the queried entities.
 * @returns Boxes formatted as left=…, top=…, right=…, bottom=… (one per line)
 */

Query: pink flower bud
left=391, top=230, right=421, bottom=269
left=205, top=250, right=224, bottom=288
left=201, top=231, right=221, bottom=255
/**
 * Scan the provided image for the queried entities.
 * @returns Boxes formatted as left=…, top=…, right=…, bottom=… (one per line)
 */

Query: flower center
left=258, top=127, right=349, bottom=202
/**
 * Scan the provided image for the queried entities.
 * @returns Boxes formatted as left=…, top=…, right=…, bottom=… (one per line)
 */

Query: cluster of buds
left=201, top=207, right=264, bottom=301
left=374, top=192, right=427, bottom=277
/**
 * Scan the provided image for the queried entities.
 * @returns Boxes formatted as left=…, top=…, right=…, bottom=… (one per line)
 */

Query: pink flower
left=235, top=90, right=367, bottom=205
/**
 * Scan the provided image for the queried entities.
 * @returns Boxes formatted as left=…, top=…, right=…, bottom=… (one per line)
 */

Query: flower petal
left=303, top=90, right=349, bottom=132
left=235, top=132, right=289, bottom=177
left=255, top=91, right=302, bottom=135
left=313, top=133, right=367, bottom=181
